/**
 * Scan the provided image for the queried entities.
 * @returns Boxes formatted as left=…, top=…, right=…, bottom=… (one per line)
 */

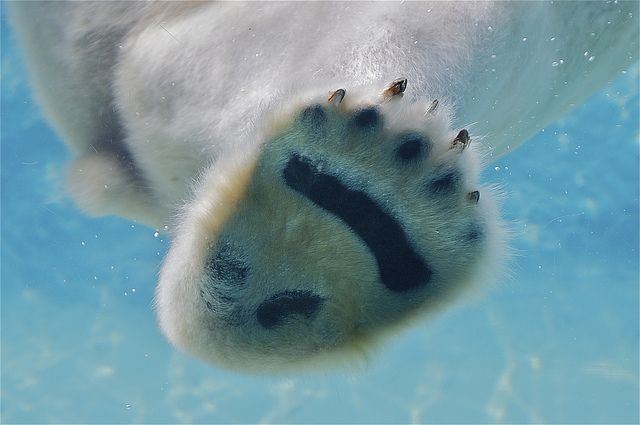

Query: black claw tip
left=391, top=78, right=407, bottom=94
left=467, top=190, right=480, bottom=204
left=427, top=99, right=439, bottom=114
left=328, top=89, right=346, bottom=104
left=452, top=129, right=470, bottom=150
left=383, top=78, right=408, bottom=98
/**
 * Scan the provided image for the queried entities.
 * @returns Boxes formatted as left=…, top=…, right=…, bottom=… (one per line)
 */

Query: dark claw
left=467, top=190, right=480, bottom=204
left=382, top=78, right=408, bottom=99
left=427, top=99, right=439, bottom=114
left=451, top=129, right=470, bottom=150
left=328, top=88, right=346, bottom=105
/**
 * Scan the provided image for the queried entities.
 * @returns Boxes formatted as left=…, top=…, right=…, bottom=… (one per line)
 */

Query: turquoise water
left=1, top=12, right=638, bottom=425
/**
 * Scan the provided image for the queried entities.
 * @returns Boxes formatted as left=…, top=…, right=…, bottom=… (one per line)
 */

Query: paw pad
left=299, top=104, right=327, bottom=128
left=350, top=106, right=382, bottom=132
left=395, top=132, right=429, bottom=162
left=429, top=170, right=461, bottom=194
left=159, top=78, right=503, bottom=371
left=256, top=290, right=324, bottom=329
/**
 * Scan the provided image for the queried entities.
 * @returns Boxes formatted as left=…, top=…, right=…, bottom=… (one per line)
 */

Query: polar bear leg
left=65, top=148, right=164, bottom=227
left=9, top=2, right=167, bottom=226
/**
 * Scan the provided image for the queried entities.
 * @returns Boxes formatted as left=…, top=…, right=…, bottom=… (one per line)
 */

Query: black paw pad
left=395, top=133, right=429, bottom=162
left=350, top=107, right=382, bottom=131
left=200, top=287, right=245, bottom=326
left=201, top=243, right=250, bottom=325
left=256, top=290, right=324, bottom=329
left=206, top=243, right=250, bottom=286
left=299, top=104, right=326, bottom=128
left=283, top=154, right=432, bottom=293
left=429, top=171, right=460, bottom=194
left=465, top=223, right=483, bottom=242
left=200, top=290, right=214, bottom=311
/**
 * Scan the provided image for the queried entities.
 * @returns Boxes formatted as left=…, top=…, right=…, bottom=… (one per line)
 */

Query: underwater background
left=1, top=8, right=638, bottom=425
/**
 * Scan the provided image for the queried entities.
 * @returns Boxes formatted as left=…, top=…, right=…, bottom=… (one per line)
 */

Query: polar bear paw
left=155, top=79, right=505, bottom=372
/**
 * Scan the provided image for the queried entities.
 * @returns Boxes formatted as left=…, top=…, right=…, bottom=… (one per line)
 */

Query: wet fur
left=9, top=1, right=637, bottom=372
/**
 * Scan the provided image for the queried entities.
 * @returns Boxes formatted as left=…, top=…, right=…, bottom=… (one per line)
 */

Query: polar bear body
left=9, top=1, right=638, bottom=372
left=12, top=1, right=637, bottom=226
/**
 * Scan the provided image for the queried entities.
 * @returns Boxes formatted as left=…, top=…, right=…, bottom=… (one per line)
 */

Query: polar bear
left=9, top=1, right=638, bottom=372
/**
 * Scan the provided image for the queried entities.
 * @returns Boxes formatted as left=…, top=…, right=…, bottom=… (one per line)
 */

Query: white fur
left=9, top=1, right=637, bottom=372
left=11, top=2, right=637, bottom=226
left=155, top=94, right=507, bottom=372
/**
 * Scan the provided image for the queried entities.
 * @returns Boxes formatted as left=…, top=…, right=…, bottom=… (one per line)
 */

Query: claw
left=451, top=129, right=470, bottom=150
left=328, top=89, right=346, bottom=105
left=382, top=78, right=407, bottom=100
left=427, top=99, right=439, bottom=114
left=467, top=190, right=480, bottom=204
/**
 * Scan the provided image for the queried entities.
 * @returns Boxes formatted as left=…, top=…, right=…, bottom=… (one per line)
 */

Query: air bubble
left=153, top=231, right=159, bottom=238
left=588, top=56, right=595, bottom=62
left=522, top=37, right=527, bottom=42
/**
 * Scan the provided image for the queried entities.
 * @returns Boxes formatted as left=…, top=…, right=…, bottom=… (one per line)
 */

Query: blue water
left=1, top=11, right=638, bottom=424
